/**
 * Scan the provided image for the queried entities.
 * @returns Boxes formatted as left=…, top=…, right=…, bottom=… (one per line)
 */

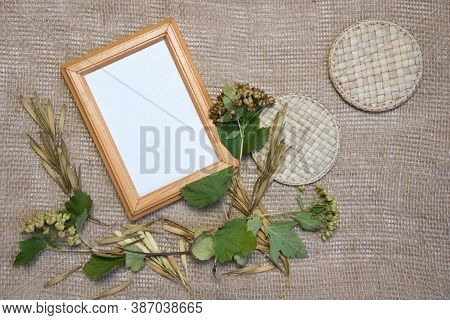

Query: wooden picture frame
left=61, top=18, right=237, bottom=220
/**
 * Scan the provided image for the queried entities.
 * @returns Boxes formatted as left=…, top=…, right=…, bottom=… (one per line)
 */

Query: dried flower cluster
left=314, top=184, right=339, bottom=240
left=21, top=210, right=81, bottom=246
left=209, top=83, right=275, bottom=125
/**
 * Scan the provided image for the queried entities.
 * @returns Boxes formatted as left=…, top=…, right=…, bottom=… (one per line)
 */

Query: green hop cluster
left=21, top=210, right=81, bottom=246
left=315, top=184, right=339, bottom=241
left=209, top=83, right=275, bottom=125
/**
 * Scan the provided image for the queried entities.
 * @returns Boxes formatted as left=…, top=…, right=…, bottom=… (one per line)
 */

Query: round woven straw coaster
left=329, top=20, right=423, bottom=112
left=252, top=95, right=340, bottom=186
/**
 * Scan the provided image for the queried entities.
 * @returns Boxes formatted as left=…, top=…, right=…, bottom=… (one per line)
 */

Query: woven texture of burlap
left=1, top=0, right=448, bottom=299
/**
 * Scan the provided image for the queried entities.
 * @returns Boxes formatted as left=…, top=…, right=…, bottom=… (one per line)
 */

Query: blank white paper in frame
left=84, top=40, right=217, bottom=197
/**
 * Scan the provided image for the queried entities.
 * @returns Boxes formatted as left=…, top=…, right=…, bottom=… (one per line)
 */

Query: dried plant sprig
left=251, top=103, right=289, bottom=211
left=20, top=93, right=80, bottom=195
left=114, top=230, right=189, bottom=291
left=21, top=209, right=81, bottom=246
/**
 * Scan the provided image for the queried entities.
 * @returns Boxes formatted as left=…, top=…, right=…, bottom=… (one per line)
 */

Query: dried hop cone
left=209, top=83, right=275, bottom=125
left=21, top=210, right=81, bottom=246
left=315, top=184, right=340, bottom=241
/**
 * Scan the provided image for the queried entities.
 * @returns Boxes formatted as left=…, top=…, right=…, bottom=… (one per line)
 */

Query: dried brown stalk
left=228, top=104, right=291, bottom=275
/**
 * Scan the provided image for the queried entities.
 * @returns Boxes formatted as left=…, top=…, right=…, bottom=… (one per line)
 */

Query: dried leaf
left=91, top=280, right=133, bottom=300
left=41, top=160, right=69, bottom=194
left=28, top=135, right=52, bottom=166
left=58, top=104, right=66, bottom=133
left=20, top=96, right=39, bottom=125
left=97, top=234, right=137, bottom=245
left=114, top=231, right=148, bottom=253
left=223, top=264, right=276, bottom=276
left=123, top=219, right=159, bottom=236
left=46, top=101, right=56, bottom=139
left=44, top=264, right=82, bottom=288
left=66, top=166, right=78, bottom=192
left=179, top=239, right=188, bottom=280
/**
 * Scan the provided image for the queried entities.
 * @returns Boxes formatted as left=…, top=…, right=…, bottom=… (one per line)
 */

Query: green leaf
left=218, top=117, right=269, bottom=158
left=65, top=191, right=92, bottom=232
left=233, top=254, right=248, bottom=267
left=222, top=96, right=234, bottom=110
left=296, top=195, right=305, bottom=209
left=217, top=124, right=240, bottom=158
left=308, top=203, right=327, bottom=215
left=292, top=211, right=322, bottom=231
left=13, top=236, right=47, bottom=267
left=265, top=221, right=308, bottom=263
left=193, top=226, right=211, bottom=238
left=191, top=235, right=215, bottom=261
left=223, top=84, right=237, bottom=102
left=73, top=209, right=89, bottom=233
left=213, top=218, right=256, bottom=264
left=181, top=167, right=233, bottom=208
left=83, top=255, right=125, bottom=280
left=124, top=245, right=145, bottom=272
left=225, top=130, right=240, bottom=140
left=247, top=216, right=263, bottom=236
left=242, top=117, right=270, bottom=155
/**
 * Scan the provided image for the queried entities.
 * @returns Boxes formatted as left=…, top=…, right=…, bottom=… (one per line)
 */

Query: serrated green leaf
left=225, top=130, right=240, bottom=140
left=13, top=236, right=47, bottom=267
left=218, top=117, right=269, bottom=158
left=191, top=235, right=215, bottom=261
left=213, top=219, right=256, bottom=264
left=124, top=245, right=145, bottom=272
left=292, top=211, right=322, bottom=231
left=65, top=190, right=92, bottom=216
left=265, top=221, right=308, bottom=263
left=247, top=216, right=263, bottom=236
left=83, top=255, right=125, bottom=280
left=181, top=167, right=233, bottom=208
left=65, top=191, right=92, bottom=232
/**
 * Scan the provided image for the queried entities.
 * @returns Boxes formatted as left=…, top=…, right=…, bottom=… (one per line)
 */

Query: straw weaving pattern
left=253, top=95, right=340, bottom=185
left=329, top=20, right=423, bottom=112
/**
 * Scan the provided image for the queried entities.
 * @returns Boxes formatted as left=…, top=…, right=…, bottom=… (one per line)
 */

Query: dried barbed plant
left=250, top=103, right=289, bottom=211
left=20, top=93, right=80, bottom=195
left=114, top=229, right=190, bottom=291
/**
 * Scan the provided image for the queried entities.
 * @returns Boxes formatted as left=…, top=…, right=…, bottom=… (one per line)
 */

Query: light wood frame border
left=61, top=18, right=237, bottom=220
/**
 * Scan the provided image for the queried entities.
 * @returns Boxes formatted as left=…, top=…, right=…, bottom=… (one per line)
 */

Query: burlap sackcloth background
left=0, top=0, right=448, bottom=299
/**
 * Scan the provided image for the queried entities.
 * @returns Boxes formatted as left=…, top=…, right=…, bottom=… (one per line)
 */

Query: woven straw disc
left=252, top=95, right=340, bottom=185
left=329, top=20, right=423, bottom=112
